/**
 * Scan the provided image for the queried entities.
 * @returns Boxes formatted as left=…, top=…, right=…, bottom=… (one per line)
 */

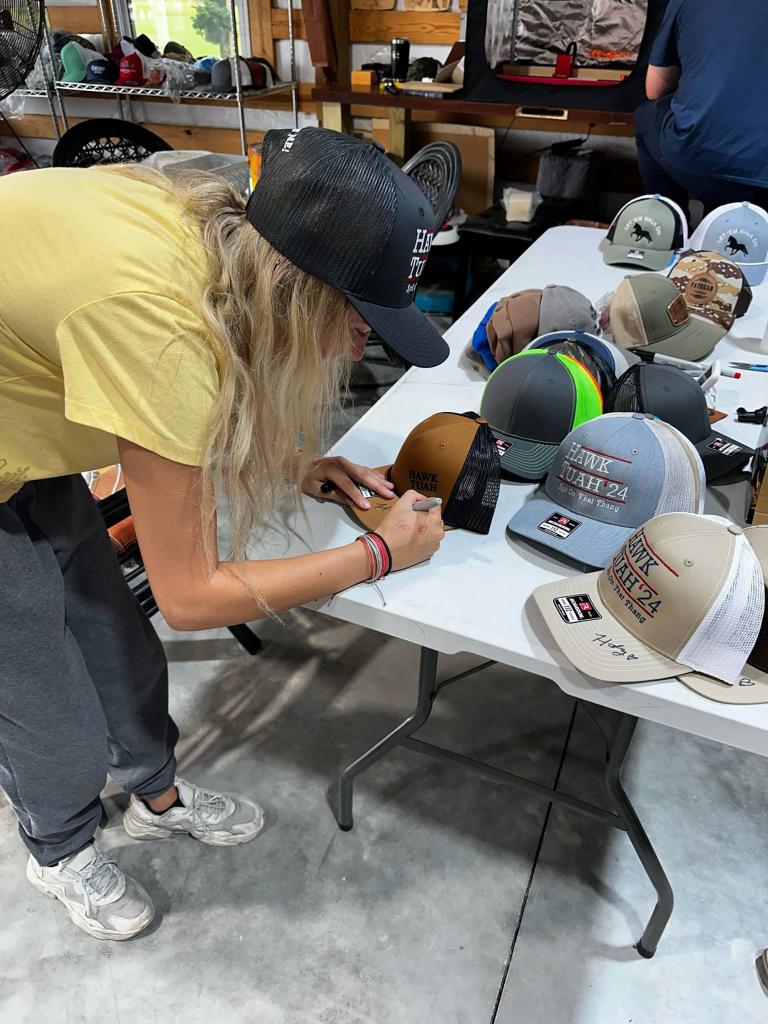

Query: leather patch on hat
left=684, top=272, right=718, bottom=304
left=667, top=293, right=688, bottom=326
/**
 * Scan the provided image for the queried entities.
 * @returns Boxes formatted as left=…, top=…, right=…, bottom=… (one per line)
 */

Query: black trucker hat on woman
left=245, top=126, right=449, bottom=368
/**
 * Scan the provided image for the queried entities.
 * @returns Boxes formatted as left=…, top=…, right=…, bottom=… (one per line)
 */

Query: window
left=117, top=0, right=250, bottom=60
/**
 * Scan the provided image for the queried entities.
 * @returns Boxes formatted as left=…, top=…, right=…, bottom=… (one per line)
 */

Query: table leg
left=336, top=646, right=439, bottom=831
left=604, top=714, right=674, bottom=958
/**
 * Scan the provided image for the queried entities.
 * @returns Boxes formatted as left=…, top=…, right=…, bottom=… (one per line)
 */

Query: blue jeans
left=634, top=97, right=765, bottom=222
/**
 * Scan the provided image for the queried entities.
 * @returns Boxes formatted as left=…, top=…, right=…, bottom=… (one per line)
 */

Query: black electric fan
left=0, top=0, right=45, bottom=100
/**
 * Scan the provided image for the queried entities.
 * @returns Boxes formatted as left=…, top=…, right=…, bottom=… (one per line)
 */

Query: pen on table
left=730, top=363, right=768, bottom=372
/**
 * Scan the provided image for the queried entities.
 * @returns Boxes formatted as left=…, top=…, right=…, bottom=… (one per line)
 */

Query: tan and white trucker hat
left=680, top=526, right=768, bottom=703
left=534, top=513, right=764, bottom=684
left=609, top=273, right=726, bottom=361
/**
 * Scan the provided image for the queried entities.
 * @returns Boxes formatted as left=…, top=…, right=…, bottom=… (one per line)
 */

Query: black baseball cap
left=479, top=350, right=603, bottom=480
left=86, top=57, right=119, bottom=83
left=245, top=127, right=448, bottom=367
left=606, top=363, right=753, bottom=481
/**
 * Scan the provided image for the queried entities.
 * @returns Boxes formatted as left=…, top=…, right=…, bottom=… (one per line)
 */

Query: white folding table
left=256, top=226, right=768, bottom=958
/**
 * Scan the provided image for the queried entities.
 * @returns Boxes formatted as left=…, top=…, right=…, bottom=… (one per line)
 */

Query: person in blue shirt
left=634, top=0, right=768, bottom=221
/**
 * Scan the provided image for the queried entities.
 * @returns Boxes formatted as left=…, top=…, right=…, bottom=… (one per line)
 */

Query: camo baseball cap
left=604, top=195, right=688, bottom=271
left=668, top=250, right=752, bottom=332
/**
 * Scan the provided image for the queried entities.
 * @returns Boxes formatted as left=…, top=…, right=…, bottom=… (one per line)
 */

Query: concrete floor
left=2, top=338, right=768, bottom=1022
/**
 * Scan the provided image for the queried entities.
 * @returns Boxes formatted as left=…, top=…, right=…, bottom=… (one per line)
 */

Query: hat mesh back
left=605, top=365, right=643, bottom=412
left=650, top=420, right=705, bottom=515
left=443, top=422, right=500, bottom=535
left=679, top=533, right=764, bottom=683
left=253, top=132, right=398, bottom=295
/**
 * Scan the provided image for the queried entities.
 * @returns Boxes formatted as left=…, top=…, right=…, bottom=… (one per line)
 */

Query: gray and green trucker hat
left=604, top=194, right=688, bottom=271
left=479, top=349, right=603, bottom=481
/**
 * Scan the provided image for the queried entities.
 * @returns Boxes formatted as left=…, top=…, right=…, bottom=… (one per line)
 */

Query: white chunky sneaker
left=26, top=841, right=154, bottom=941
left=122, top=778, right=264, bottom=847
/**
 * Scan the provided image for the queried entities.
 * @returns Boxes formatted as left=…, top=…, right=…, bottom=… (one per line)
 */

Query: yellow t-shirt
left=0, top=166, right=220, bottom=502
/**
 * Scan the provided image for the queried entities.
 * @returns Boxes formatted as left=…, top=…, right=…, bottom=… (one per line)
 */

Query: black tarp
left=463, top=0, right=669, bottom=112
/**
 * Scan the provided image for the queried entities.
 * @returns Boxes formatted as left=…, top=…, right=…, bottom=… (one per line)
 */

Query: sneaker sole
left=26, top=861, right=154, bottom=941
left=123, top=803, right=265, bottom=847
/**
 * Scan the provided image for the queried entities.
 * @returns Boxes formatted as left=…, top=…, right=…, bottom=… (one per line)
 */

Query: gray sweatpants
left=0, top=475, right=178, bottom=866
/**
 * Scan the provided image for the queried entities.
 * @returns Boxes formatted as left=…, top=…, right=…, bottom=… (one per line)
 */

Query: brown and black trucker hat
left=349, top=412, right=501, bottom=535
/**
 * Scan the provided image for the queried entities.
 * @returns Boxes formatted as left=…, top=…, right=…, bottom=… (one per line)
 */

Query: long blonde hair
left=103, top=165, right=352, bottom=562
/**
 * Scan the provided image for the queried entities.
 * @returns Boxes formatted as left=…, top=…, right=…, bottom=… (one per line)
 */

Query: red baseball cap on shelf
left=117, top=52, right=145, bottom=86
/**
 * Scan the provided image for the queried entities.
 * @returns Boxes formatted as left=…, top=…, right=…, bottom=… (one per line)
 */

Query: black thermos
left=391, top=38, right=410, bottom=80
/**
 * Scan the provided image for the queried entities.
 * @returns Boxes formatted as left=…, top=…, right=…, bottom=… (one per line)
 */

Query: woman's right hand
left=376, top=490, right=445, bottom=572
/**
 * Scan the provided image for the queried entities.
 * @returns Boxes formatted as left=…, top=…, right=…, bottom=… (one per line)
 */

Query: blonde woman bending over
left=0, top=127, right=446, bottom=941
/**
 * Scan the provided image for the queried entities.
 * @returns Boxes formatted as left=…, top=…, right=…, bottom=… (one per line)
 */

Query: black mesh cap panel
left=443, top=421, right=501, bottom=535
left=246, top=128, right=398, bottom=296
left=605, top=365, right=645, bottom=413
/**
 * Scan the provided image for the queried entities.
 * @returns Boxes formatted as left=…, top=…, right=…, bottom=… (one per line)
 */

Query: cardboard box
left=352, top=69, right=376, bottom=90
left=372, top=120, right=495, bottom=215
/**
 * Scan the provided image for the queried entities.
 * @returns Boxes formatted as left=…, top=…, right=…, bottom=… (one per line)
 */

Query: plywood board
left=404, top=0, right=450, bottom=10
left=373, top=119, right=495, bottom=214
left=351, top=0, right=396, bottom=10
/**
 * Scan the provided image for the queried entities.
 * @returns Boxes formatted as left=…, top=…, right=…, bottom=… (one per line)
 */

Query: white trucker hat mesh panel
left=679, top=532, right=764, bottom=683
left=652, top=420, right=705, bottom=515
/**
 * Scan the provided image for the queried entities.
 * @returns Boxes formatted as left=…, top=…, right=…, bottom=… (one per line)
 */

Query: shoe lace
left=77, top=855, right=124, bottom=918
left=188, top=787, right=230, bottom=832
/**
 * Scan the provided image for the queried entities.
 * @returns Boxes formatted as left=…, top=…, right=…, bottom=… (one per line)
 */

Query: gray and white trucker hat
left=688, top=202, right=768, bottom=286
left=507, top=412, right=705, bottom=568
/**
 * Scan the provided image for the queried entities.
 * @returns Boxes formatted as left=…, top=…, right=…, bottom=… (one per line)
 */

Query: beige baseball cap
left=679, top=526, right=768, bottom=703
left=533, top=513, right=764, bottom=684
left=609, top=273, right=726, bottom=361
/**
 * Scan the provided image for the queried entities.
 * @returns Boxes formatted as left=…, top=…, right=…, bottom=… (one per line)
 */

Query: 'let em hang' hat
left=603, top=194, right=689, bottom=272
left=507, top=412, right=705, bottom=568
left=533, top=512, right=764, bottom=685
left=606, top=364, right=753, bottom=482
left=667, top=250, right=752, bottom=331
left=479, top=349, right=603, bottom=481
left=521, top=330, right=633, bottom=397
left=689, top=202, right=768, bottom=286
left=348, top=412, right=500, bottom=535
left=680, top=526, right=768, bottom=703
left=609, top=273, right=726, bottom=361
left=473, top=285, right=597, bottom=370
left=246, top=127, right=448, bottom=367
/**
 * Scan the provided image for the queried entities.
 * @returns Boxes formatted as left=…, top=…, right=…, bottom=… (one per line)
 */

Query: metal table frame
left=335, top=647, right=673, bottom=959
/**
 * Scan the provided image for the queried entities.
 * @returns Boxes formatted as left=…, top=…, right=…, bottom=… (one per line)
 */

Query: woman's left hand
left=302, top=456, right=395, bottom=511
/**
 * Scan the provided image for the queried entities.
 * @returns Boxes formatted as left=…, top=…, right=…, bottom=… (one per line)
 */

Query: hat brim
left=679, top=663, right=768, bottom=704
left=534, top=574, right=692, bottom=682
left=490, top=428, right=559, bottom=481
left=345, top=465, right=454, bottom=533
left=507, top=494, right=634, bottom=569
left=603, top=245, right=674, bottom=272
left=742, top=262, right=768, bottom=286
left=348, top=295, right=449, bottom=368
left=694, top=431, right=753, bottom=482
left=639, top=315, right=725, bottom=362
